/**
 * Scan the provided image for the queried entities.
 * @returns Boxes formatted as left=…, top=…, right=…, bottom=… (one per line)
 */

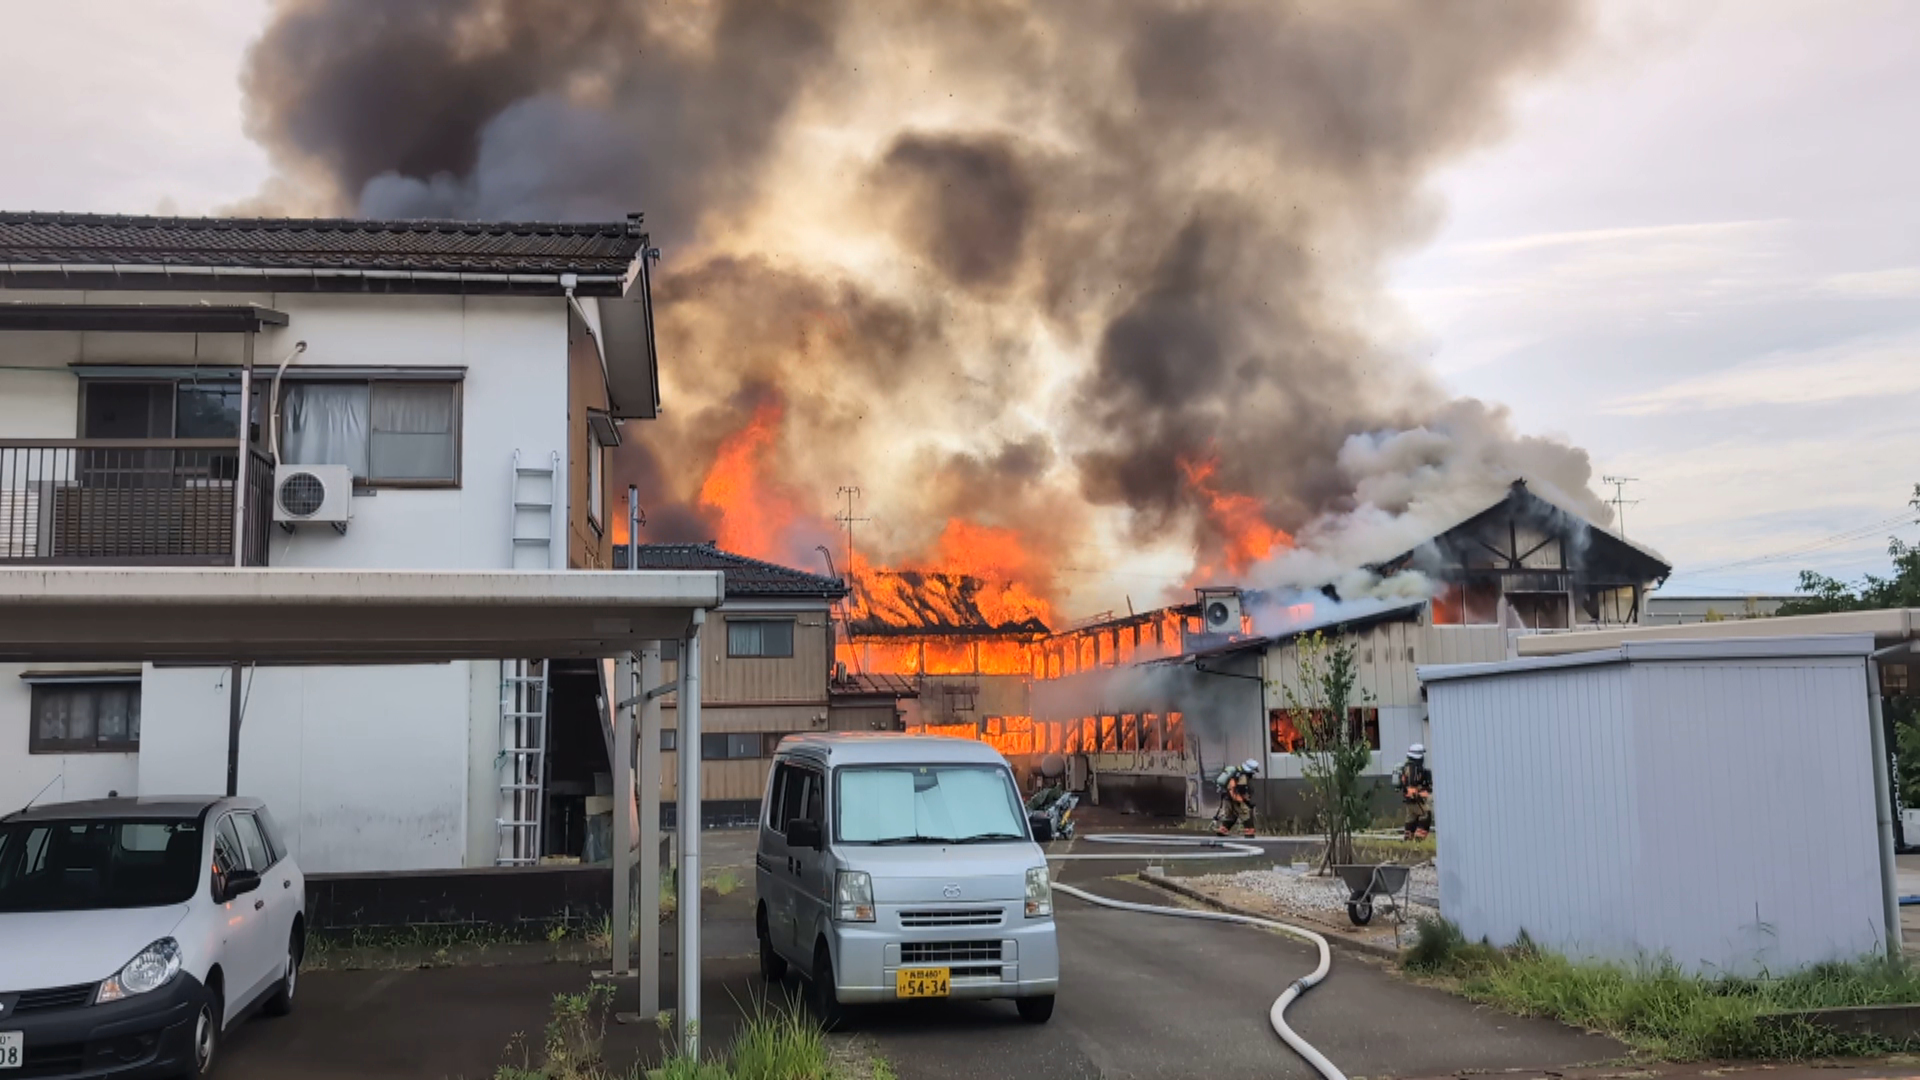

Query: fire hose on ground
left=1048, top=834, right=1347, bottom=1080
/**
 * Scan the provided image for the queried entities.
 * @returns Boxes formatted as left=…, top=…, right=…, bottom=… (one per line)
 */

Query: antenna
left=834, top=486, right=868, bottom=584
left=1602, top=476, right=1640, bottom=538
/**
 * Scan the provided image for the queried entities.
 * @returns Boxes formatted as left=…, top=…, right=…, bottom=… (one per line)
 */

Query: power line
left=1667, top=511, right=1919, bottom=579
left=1602, top=476, right=1640, bottom=538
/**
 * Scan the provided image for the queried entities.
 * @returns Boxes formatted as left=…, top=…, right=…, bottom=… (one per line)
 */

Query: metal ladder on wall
left=498, top=450, right=560, bottom=865
left=497, top=660, right=550, bottom=866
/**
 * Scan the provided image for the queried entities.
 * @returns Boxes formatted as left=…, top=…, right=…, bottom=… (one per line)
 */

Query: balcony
left=0, top=440, right=274, bottom=566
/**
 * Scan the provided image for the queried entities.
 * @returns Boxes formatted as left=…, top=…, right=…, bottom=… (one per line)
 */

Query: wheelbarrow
left=1331, top=863, right=1413, bottom=926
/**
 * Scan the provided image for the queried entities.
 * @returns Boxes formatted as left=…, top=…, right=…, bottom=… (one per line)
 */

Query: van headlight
left=1025, top=866, right=1053, bottom=918
left=97, top=938, right=182, bottom=1003
left=834, top=870, right=875, bottom=922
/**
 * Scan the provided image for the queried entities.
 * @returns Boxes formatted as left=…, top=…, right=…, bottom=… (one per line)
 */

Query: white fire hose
left=1048, top=834, right=1346, bottom=1080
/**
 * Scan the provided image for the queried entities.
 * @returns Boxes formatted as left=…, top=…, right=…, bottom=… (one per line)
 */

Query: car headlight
left=97, top=938, right=182, bottom=1003
left=1025, top=865, right=1053, bottom=918
left=834, top=870, right=875, bottom=922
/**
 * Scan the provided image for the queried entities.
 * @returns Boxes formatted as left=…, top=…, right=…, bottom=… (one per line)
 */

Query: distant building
left=1644, top=595, right=1804, bottom=625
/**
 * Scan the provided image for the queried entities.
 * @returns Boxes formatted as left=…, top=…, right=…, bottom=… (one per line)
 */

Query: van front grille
left=901, top=940, right=1004, bottom=965
left=900, top=909, right=1003, bottom=928
left=14, top=983, right=94, bottom=1012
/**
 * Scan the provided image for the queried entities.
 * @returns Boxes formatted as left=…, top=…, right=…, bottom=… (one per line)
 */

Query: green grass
left=497, top=988, right=840, bottom=1080
left=1404, top=917, right=1920, bottom=1061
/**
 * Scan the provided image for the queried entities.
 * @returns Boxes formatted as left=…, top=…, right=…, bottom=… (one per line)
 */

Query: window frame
left=700, top=732, right=768, bottom=760
left=27, top=680, right=141, bottom=754
left=727, top=618, right=796, bottom=659
left=586, top=430, right=604, bottom=531
left=280, top=377, right=464, bottom=490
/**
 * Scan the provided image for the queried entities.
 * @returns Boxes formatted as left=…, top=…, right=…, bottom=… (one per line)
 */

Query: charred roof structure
left=1370, top=480, right=1671, bottom=629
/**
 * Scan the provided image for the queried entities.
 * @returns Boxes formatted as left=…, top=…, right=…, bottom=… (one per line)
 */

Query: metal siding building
left=1421, top=635, right=1889, bottom=975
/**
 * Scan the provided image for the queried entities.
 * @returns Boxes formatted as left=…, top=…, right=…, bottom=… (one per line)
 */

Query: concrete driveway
left=223, top=833, right=1619, bottom=1080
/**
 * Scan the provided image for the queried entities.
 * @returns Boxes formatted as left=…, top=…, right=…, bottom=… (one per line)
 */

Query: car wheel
left=262, top=930, right=301, bottom=1017
left=189, top=986, right=222, bottom=1077
left=1016, top=994, right=1056, bottom=1024
left=808, top=941, right=848, bottom=1031
left=757, top=909, right=787, bottom=983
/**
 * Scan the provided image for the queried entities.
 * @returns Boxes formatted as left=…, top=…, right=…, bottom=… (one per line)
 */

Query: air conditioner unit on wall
left=272, top=464, right=352, bottom=528
left=1199, top=589, right=1242, bottom=635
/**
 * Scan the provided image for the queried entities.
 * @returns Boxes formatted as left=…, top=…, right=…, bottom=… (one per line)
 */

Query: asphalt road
left=225, top=842, right=1618, bottom=1080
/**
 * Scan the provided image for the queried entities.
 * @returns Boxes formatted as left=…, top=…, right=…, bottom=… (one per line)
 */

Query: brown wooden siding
left=565, top=307, right=613, bottom=570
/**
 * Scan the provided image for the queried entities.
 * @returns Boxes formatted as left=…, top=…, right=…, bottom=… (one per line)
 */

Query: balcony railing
left=0, top=440, right=274, bottom=566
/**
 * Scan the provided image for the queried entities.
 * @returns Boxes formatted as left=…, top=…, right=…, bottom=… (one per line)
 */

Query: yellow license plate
left=895, top=967, right=951, bottom=998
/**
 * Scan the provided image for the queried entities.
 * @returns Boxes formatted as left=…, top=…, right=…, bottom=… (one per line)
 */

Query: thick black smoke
left=243, top=0, right=1603, bottom=611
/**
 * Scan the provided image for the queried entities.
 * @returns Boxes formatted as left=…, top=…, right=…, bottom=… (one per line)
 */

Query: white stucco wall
left=0, top=664, right=140, bottom=813
left=0, top=290, right=568, bottom=869
left=139, top=663, right=473, bottom=873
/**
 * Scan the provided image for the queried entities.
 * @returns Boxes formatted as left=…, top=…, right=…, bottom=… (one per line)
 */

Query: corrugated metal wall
left=1431, top=653, right=1886, bottom=974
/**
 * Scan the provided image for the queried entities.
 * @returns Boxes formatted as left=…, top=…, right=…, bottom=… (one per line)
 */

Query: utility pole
left=1602, top=476, right=1640, bottom=538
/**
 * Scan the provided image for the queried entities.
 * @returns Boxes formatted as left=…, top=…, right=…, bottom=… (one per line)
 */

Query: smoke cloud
left=242, top=0, right=1599, bottom=614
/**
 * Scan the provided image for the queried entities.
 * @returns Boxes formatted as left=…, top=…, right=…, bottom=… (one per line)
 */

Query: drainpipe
left=676, top=608, right=706, bottom=1057
left=1869, top=642, right=1911, bottom=958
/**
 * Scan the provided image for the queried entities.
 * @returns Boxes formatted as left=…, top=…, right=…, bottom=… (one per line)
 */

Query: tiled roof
left=0, top=212, right=648, bottom=277
left=830, top=672, right=920, bottom=699
left=613, top=543, right=847, bottom=599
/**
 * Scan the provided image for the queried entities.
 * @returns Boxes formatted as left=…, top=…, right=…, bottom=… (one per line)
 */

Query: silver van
left=754, top=733, right=1060, bottom=1024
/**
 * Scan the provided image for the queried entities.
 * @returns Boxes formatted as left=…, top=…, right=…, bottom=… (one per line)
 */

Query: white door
left=787, top=767, right=830, bottom=961
left=231, top=813, right=295, bottom=986
left=210, top=815, right=273, bottom=1014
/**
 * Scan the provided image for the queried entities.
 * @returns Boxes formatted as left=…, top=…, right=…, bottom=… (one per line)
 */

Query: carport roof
left=0, top=568, right=723, bottom=663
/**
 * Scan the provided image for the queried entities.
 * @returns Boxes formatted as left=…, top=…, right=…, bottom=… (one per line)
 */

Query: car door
left=759, top=764, right=793, bottom=953
left=209, top=814, right=273, bottom=1014
left=787, top=767, right=830, bottom=958
left=231, top=812, right=294, bottom=983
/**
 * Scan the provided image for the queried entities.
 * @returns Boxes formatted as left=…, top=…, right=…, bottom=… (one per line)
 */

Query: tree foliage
left=1275, top=631, right=1374, bottom=871
left=1776, top=484, right=1920, bottom=616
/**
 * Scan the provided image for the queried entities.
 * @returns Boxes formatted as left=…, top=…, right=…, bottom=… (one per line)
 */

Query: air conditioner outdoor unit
left=1200, top=589, right=1242, bottom=635
left=272, top=464, right=352, bottom=527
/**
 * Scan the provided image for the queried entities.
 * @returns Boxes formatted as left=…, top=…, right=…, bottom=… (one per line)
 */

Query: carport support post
left=638, top=641, right=663, bottom=1016
left=612, top=651, right=636, bottom=975
left=676, top=610, right=705, bottom=1057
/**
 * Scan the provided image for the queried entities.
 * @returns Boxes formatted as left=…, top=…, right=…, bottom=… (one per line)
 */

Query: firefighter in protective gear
left=1214, top=758, right=1261, bottom=838
left=1395, top=743, right=1433, bottom=840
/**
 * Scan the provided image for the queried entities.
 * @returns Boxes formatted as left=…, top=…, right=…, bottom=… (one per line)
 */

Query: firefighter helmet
left=1407, top=743, right=1426, bottom=760
left=1241, top=758, right=1261, bottom=775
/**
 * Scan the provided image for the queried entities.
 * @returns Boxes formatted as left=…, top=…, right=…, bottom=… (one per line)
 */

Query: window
left=232, top=813, right=273, bottom=871
left=1269, top=707, right=1380, bottom=753
left=1269, top=709, right=1304, bottom=753
left=29, top=682, right=140, bottom=753
left=282, top=381, right=460, bottom=485
left=728, top=620, right=794, bottom=658
left=0, top=817, right=204, bottom=912
left=836, top=765, right=1025, bottom=845
left=587, top=432, right=604, bottom=528
left=661, top=729, right=678, bottom=752
left=1884, top=664, right=1911, bottom=697
left=701, top=732, right=767, bottom=760
left=769, top=764, right=820, bottom=835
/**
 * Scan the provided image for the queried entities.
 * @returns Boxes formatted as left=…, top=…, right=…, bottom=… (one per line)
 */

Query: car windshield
left=836, top=764, right=1028, bottom=845
left=0, top=817, right=203, bottom=912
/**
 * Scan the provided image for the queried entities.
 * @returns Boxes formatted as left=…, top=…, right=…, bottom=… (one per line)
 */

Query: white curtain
left=283, top=384, right=370, bottom=477
left=370, top=384, right=456, bottom=480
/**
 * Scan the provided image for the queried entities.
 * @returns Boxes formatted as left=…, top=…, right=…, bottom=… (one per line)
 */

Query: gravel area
left=1189, top=864, right=1439, bottom=915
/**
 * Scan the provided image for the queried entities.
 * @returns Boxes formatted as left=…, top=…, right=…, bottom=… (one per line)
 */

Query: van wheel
left=1017, top=995, right=1055, bottom=1024
left=757, top=907, right=787, bottom=983
left=808, top=941, right=848, bottom=1030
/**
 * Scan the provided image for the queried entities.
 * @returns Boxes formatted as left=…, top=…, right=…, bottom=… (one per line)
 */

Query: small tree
left=1275, top=631, right=1374, bottom=871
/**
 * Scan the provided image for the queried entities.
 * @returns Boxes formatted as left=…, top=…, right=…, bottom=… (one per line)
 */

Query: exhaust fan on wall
left=272, top=464, right=352, bottom=530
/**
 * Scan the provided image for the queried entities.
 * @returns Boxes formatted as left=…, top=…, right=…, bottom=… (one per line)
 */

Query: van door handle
left=283, top=880, right=291, bottom=889
left=253, top=899, right=265, bottom=911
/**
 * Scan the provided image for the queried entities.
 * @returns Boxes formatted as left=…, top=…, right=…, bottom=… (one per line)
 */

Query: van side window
left=767, top=765, right=792, bottom=831
left=781, top=769, right=816, bottom=838
left=802, top=770, right=824, bottom=826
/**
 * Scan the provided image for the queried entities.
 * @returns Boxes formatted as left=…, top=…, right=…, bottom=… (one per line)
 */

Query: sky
left=2, top=0, right=1914, bottom=601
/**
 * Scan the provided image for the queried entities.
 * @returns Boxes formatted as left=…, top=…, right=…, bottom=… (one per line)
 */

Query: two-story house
left=0, top=211, right=661, bottom=872
left=615, top=542, right=848, bottom=826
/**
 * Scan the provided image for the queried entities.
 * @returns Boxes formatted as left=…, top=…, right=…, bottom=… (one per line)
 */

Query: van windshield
left=836, top=764, right=1028, bottom=845
left=0, top=818, right=203, bottom=912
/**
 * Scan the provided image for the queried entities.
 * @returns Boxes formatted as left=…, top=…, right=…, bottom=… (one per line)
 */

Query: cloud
left=1815, top=267, right=1920, bottom=300
left=1456, top=218, right=1784, bottom=256
left=1602, top=335, right=1920, bottom=415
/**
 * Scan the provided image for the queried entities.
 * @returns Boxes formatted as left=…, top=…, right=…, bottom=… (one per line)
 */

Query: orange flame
left=697, top=400, right=802, bottom=557
left=1179, top=455, right=1292, bottom=578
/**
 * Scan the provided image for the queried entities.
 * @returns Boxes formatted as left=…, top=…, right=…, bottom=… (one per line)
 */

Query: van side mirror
left=786, top=819, right=823, bottom=851
left=219, top=869, right=261, bottom=904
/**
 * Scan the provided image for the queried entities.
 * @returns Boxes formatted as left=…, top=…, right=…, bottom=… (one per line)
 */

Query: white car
left=0, top=797, right=305, bottom=1078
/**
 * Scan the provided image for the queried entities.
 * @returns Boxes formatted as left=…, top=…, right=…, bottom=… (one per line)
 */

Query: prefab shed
left=1419, top=635, right=1894, bottom=976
